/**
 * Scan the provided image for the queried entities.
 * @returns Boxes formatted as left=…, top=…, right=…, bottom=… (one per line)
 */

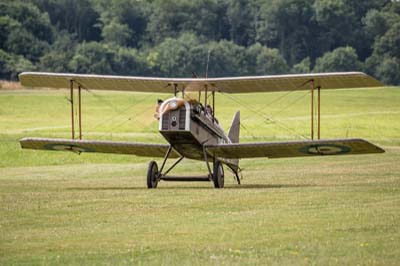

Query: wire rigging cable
left=88, top=91, right=150, bottom=132
left=242, top=90, right=295, bottom=121
left=221, top=91, right=309, bottom=140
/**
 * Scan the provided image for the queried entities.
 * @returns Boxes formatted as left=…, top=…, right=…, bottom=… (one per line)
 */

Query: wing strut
left=318, top=85, right=321, bottom=139
left=69, top=80, right=83, bottom=140
left=69, top=80, right=75, bottom=139
left=309, top=80, right=321, bottom=140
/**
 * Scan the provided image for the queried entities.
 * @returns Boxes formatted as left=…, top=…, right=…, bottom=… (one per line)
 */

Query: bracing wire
left=73, top=84, right=156, bottom=138
left=88, top=92, right=150, bottom=133
left=221, top=91, right=309, bottom=140
left=85, top=89, right=124, bottom=113
left=243, top=90, right=295, bottom=121
left=105, top=103, right=157, bottom=135
left=239, top=122, right=259, bottom=140
left=269, top=90, right=310, bottom=119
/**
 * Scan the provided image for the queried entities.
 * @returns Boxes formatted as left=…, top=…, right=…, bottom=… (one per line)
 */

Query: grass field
left=1, top=85, right=400, bottom=265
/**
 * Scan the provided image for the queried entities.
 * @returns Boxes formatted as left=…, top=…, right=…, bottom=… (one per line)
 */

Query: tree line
left=1, top=0, right=399, bottom=85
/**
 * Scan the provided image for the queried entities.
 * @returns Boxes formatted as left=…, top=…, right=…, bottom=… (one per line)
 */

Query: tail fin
left=227, top=111, right=240, bottom=174
left=228, top=111, right=240, bottom=144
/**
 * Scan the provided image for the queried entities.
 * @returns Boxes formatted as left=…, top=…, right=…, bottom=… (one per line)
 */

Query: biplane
left=19, top=72, right=385, bottom=188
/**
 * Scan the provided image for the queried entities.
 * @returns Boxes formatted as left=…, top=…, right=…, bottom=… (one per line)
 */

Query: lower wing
left=206, top=139, right=384, bottom=159
left=20, top=137, right=179, bottom=158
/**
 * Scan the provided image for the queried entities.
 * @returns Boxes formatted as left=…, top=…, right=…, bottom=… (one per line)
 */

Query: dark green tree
left=147, top=0, right=229, bottom=44
left=246, top=43, right=289, bottom=75
left=226, top=0, right=257, bottom=46
left=207, top=40, right=248, bottom=77
left=112, top=47, right=148, bottom=76
left=375, top=57, right=400, bottom=85
left=0, top=49, right=36, bottom=80
left=33, top=0, right=101, bottom=41
left=69, top=42, right=115, bottom=74
left=314, top=46, right=363, bottom=72
left=38, top=31, right=77, bottom=72
left=94, top=0, right=149, bottom=48
left=101, top=19, right=132, bottom=47
left=292, top=57, right=311, bottom=73
left=0, top=1, right=52, bottom=62
left=256, top=0, right=319, bottom=66
left=150, top=33, right=208, bottom=77
left=313, top=0, right=382, bottom=60
left=365, top=19, right=400, bottom=85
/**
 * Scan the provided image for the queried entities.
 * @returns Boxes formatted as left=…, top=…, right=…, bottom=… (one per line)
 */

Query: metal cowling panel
left=179, top=107, right=186, bottom=130
left=162, top=112, right=169, bottom=130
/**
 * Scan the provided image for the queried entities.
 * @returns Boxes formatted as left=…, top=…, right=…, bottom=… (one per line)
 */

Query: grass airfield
left=1, top=85, right=400, bottom=265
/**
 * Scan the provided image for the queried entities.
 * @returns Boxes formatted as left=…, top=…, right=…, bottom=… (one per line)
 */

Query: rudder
left=227, top=111, right=240, bottom=174
left=228, top=111, right=240, bottom=144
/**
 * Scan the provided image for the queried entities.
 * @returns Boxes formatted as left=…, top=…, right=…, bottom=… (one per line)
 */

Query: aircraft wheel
left=212, top=161, right=224, bottom=188
left=147, top=161, right=159, bottom=189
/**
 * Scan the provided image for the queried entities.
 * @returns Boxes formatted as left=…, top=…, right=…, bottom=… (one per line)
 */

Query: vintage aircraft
left=19, top=71, right=385, bottom=188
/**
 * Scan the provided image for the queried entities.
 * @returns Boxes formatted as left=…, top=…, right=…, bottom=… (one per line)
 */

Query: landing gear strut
left=146, top=146, right=228, bottom=189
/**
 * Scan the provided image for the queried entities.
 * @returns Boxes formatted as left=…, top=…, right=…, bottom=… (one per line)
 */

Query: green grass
left=1, top=87, right=400, bottom=265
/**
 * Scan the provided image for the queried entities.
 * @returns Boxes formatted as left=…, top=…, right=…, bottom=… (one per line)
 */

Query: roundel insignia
left=299, top=144, right=351, bottom=155
left=44, top=143, right=94, bottom=153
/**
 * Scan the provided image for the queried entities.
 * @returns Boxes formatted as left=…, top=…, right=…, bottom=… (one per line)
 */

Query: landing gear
left=212, top=161, right=224, bottom=188
left=146, top=146, right=228, bottom=188
left=147, top=161, right=159, bottom=188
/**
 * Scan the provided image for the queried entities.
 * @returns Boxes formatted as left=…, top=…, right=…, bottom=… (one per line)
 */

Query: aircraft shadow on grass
left=67, top=183, right=317, bottom=191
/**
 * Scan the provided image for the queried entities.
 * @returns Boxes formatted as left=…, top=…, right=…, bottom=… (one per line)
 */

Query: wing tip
left=357, top=138, right=385, bottom=154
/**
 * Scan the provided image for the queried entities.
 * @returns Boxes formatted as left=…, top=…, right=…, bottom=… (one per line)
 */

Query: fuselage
left=158, top=97, right=231, bottom=162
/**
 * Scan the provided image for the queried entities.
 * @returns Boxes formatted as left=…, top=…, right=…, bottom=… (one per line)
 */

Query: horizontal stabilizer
left=206, top=139, right=384, bottom=159
left=20, top=137, right=179, bottom=158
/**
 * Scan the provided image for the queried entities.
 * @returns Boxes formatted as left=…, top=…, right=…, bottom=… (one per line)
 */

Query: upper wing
left=19, top=72, right=382, bottom=94
left=206, top=139, right=384, bottom=159
left=20, top=137, right=180, bottom=158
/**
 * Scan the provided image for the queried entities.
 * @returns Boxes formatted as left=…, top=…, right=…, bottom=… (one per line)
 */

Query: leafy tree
left=226, top=0, right=257, bottom=46
left=150, top=33, right=208, bottom=77
left=0, top=1, right=53, bottom=42
left=69, top=42, right=115, bottom=74
left=374, top=22, right=400, bottom=58
left=314, top=46, right=363, bottom=72
left=101, top=19, right=132, bottom=47
left=365, top=20, right=400, bottom=85
left=0, top=49, right=13, bottom=78
left=375, top=57, right=400, bottom=85
left=33, top=0, right=101, bottom=41
left=292, top=57, right=311, bottom=73
left=0, top=1, right=52, bottom=61
left=207, top=40, right=247, bottom=77
left=112, top=48, right=148, bottom=76
left=363, top=9, right=390, bottom=40
left=38, top=31, right=77, bottom=72
left=256, top=0, right=319, bottom=65
left=94, top=0, right=148, bottom=48
left=5, top=24, right=49, bottom=61
left=246, top=43, right=289, bottom=75
left=313, top=0, right=382, bottom=60
left=0, top=0, right=398, bottom=83
left=0, top=49, right=36, bottom=80
left=147, top=0, right=229, bottom=44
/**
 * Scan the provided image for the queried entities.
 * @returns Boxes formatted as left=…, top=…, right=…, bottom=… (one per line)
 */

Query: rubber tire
left=147, top=161, right=159, bottom=189
left=212, top=161, right=224, bottom=188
